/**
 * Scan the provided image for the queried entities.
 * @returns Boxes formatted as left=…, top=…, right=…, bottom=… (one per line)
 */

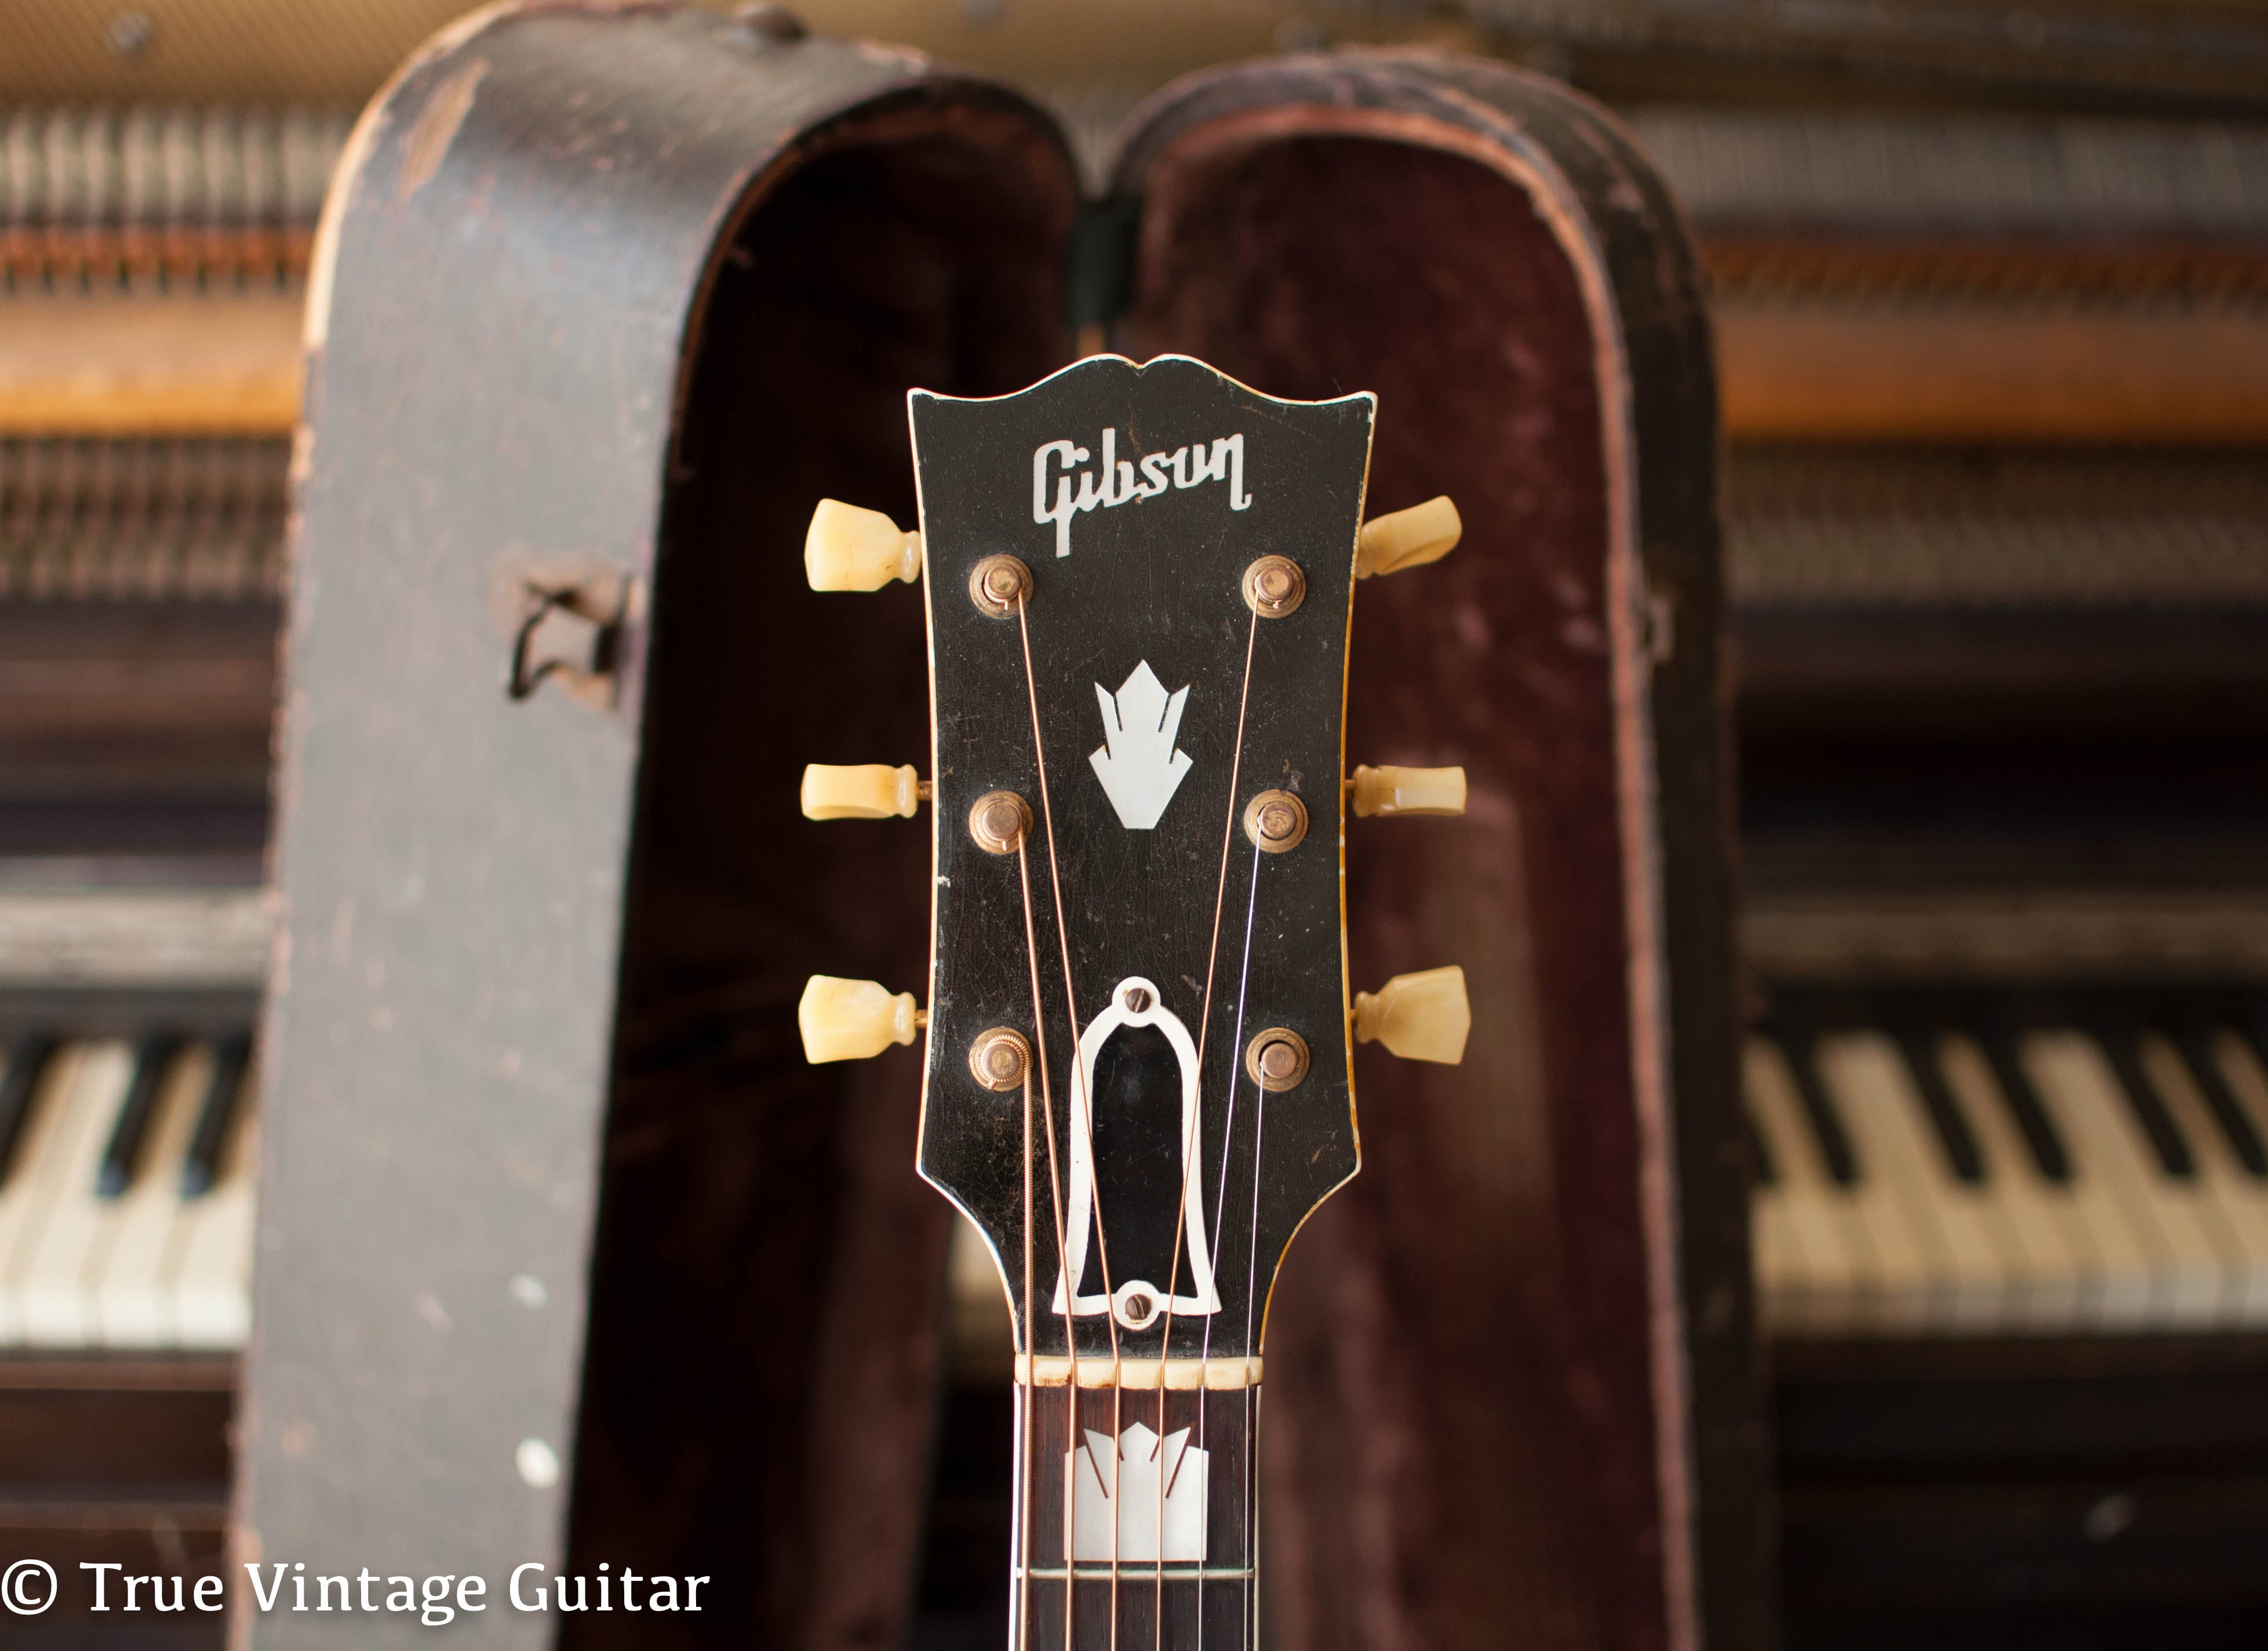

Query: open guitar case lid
left=243, top=5, right=1761, bottom=1649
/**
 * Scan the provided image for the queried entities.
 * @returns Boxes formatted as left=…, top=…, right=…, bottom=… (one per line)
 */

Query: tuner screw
left=1242, top=555, right=1305, bottom=618
left=1242, top=789, right=1308, bottom=853
left=805, top=500, right=922, bottom=590
left=969, top=789, right=1033, bottom=855
left=1246, top=1028, right=1311, bottom=1092
left=969, top=554, right=1033, bottom=617
left=1353, top=965, right=1470, bottom=1064
left=969, top=1027, right=1032, bottom=1092
left=1355, top=496, right=1461, bottom=579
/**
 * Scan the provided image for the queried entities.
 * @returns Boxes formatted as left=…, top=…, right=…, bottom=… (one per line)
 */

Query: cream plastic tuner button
left=1355, top=496, right=1461, bottom=579
left=1349, top=763, right=1466, bottom=818
left=799, top=976, right=923, bottom=1063
left=801, top=763, right=925, bottom=820
left=1352, top=965, right=1470, bottom=1064
left=805, top=499, right=922, bottom=591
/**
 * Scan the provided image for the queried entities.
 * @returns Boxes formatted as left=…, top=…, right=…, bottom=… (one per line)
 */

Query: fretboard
left=1009, top=1367, right=1261, bottom=1651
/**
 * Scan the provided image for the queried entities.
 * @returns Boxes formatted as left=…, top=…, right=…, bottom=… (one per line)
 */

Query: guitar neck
left=1011, top=1368, right=1261, bottom=1651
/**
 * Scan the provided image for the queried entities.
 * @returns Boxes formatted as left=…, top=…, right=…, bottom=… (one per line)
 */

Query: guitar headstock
left=796, top=354, right=1468, bottom=1381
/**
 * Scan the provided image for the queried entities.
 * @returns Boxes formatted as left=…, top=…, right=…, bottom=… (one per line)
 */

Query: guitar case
left=243, top=5, right=1761, bottom=1649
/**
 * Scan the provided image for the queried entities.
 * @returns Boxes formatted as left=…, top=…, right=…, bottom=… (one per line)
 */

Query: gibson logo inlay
left=1032, top=430, right=1253, bottom=558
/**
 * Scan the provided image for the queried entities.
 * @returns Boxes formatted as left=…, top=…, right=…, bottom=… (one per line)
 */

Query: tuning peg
left=806, top=500, right=922, bottom=591
left=802, top=763, right=927, bottom=820
left=799, top=976, right=924, bottom=1063
left=1355, top=496, right=1461, bottom=579
left=1352, top=965, right=1470, bottom=1064
left=1349, top=763, right=1466, bottom=818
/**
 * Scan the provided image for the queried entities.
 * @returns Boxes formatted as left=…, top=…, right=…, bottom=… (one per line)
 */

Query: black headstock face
left=910, top=355, right=1375, bottom=1363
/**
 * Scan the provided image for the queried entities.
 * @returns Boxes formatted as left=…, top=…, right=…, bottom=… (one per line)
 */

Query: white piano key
left=93, top=1043, right=210, bottom=1347
left=2140, top=1032, right=2268, bottom=1324
left=2023, top=1032, right=2227, bottom=1328
left=14, top=1041, right=136, bottom=1346
left=1745, top=1089, right=1812, bottom=1336
left=1818, top=1032, right=2014, bottom=1332
left=0, top=1043, right=95, bottom=1345
left=164, top=1058, right=256, bottom=1350
left=1935, top=1033, right=2099, bottom=1332
left=1746, top=1037, right=1876, bottom=1335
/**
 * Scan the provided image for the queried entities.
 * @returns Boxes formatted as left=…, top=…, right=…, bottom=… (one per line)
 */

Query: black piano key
left=96, top=1033, right=183, bottom=1199
left=1893, top=1027, right=1985, bottom=1184
left=1748, top=1107, right=1778, bottom=1188
left=0, top=1035, right=56, bottom=1185
left=2096, top=1024, right=2195, bottom=1180
left=179, top=1031, right=252, bottom=1199
left=1782, top=1030, right=1861, bottom=1186
left=1975, top=1028, right=2072, bottom=1183
left=2175, top=1027, right=2268, bottom=1179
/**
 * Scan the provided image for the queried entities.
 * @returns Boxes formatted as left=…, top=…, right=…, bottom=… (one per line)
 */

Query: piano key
left=94, top=1043, right=212, bottom=1347
left=1818, top=1032, right=2018, bottom=1331
left=1779, top=1028, right=1859, bottom=1185
left=2022, top=1032, right=2230, bottom=1328
left=11, top=1041, right=135, bottom=1345
left=1745, top=1036, right=1872, bottom=1336
left=2095, top=1025, right=2196, bottom=1180
left=2203, top=1028, right=2268, bottom=1179
left=163, top=1052, right=256, bottom=1349
left=0, top=1044, right=93, bottom=1344
left=1745, top=1088, right=1807, bottom=1333
left=1935, top=1032, right=2099, bottom=1330
left=180, top=1031, right=252, bottom=1199
left=1975, top=1028, right=2072, bottom=1183
left=0, top=1036, right=56, bottom=1183
left=1892, top=1028, right=1983, bottom=1183
left=2138, top=1031, right=2268, bottom=1323
left=97, top=1033, right=184, bottom=1199
left=1781, top=1033, right=1939, bottom=1332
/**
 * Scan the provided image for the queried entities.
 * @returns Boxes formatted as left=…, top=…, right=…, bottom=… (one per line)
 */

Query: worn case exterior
left=241, top=8, right=1075, bottom=1648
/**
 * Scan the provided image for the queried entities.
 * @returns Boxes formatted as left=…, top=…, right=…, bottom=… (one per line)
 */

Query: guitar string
left=1236, top=892, right=1275, bottom=1651
left=1017, top=594, right=1130, bottom=1646
left=1015, top=839, right=1079, bottom=1651
left=1196, top=836, right=1266, bottom=1651
left=1225, top=843, right=1261, bottom=1642
left=1154, top=605, right=1259, bottom=1651
left=1016, top=974, right=1037, bottom=1651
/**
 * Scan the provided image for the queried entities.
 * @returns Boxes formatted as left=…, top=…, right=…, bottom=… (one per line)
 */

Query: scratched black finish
left=912, top=355, right=1374, bottom=1362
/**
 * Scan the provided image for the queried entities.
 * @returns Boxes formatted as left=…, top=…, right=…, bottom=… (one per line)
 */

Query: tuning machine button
left=801, top=763, right=927, bottom=820
left=1355, top=496, right=1461, bottom=579
left=805, top=500, right=922, bottom=591
left=1348, top=764, right=1466, bottom=819
left=1352, top=966, right=1470, bottom=1064
left=799, top=976, right=924, bottom=1063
